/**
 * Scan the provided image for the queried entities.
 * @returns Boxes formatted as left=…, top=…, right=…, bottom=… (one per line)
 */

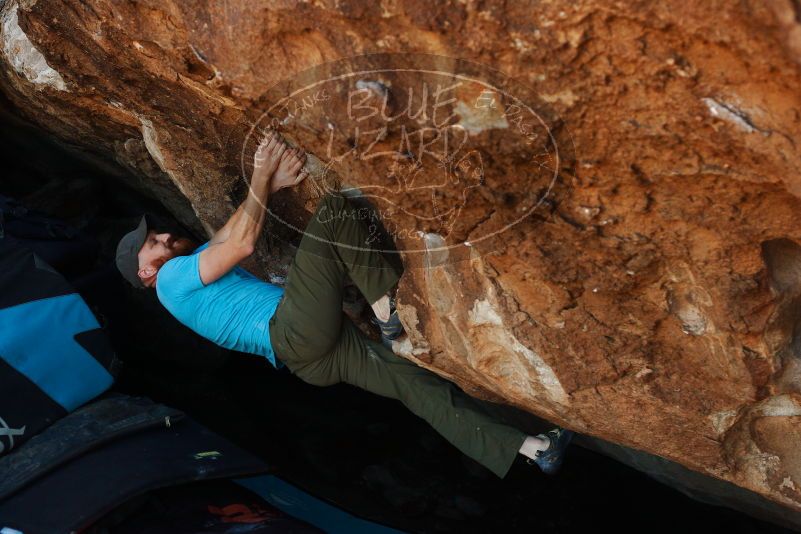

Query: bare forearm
left=196, top=132, right=289, bottom=285
left=211, top=170, right=269, bottom=245
left=228, top=172, right=270, bottom=250
left=209, top=202, right=244, bottom=245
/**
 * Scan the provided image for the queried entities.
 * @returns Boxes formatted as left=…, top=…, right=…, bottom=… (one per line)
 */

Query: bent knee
left=320, top=191, right=347, bottom=213
left=289, top=359, right=341, bottom=387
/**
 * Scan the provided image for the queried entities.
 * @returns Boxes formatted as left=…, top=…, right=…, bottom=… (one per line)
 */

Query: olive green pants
left=268, top=192, right=526, bottom=478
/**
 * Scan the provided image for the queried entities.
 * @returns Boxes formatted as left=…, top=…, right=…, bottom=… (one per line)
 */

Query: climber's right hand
left=252, top=130, right=285, bottom=187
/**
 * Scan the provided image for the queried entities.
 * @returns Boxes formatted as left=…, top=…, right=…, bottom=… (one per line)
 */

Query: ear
left=138, top=265, right=158, bottom=280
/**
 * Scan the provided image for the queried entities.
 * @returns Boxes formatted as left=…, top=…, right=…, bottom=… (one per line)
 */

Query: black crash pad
left=0, top=399, right=268, bottom=533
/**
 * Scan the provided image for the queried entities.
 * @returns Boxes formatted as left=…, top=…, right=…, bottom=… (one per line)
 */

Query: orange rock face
left=2, top=0, right=801, bottom=525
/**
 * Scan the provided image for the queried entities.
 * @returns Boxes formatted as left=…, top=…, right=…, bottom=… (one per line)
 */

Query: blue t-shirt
left=156, top=241, right=285, bottom=367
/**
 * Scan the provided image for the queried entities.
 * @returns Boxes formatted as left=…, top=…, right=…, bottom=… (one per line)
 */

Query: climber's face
left=136, top=230, right=196, bottom=287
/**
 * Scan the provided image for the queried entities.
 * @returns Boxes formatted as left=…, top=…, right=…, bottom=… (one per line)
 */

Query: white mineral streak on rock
left=355, top=79, right=390, bottom=97
left=702, top=97, right=757, bottom=134
left=469, top=299, right=568, bottom=405
left=676, top=302, right=707, bottom=336
left=139, top=117, right=198, bottom=224
left=666, top=265, right=712, bottom=336
left=422, top=232, right=449, bottom=268
left=709, top=409, right=738, bottom=435
left=755, top=395, right=801, bottom=418
left=421, top=228, right=569, bottom=407
left=393, top=335, right=430, bottom=358
left=140, top=118, right=167, bottom=172
left=1, top=5, right=66, bottom=91
left=454, top=99, right=509, bottom=135
left=468, top=299, right=503, bottom=326
left=539, top=89, right=579, bottom=107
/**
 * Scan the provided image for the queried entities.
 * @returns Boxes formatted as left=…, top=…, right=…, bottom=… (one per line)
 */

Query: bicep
left=197, top=241, right=253, bottom=285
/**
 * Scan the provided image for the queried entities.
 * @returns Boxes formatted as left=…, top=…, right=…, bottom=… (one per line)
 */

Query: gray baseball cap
left=115, top=215, right=151, bottom=288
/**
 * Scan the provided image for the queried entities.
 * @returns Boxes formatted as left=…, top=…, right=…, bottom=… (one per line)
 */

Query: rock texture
left=2, top=0, right=801, bottom=526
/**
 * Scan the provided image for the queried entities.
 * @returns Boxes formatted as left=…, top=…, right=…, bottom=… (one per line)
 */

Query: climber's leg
left=291, top=315, right=528, bottom=478
left=270, top=192, right=402, bottom=368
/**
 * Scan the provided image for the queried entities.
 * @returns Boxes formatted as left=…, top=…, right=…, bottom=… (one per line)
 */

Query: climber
left=114, top=130, right=575, bottom=479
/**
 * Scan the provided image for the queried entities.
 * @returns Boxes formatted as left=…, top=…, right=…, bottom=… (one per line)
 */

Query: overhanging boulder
left=2, top=0, right=801, bottom=527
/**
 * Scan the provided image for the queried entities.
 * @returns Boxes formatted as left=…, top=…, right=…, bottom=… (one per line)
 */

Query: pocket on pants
left=269, top=308, right=312, bottom=364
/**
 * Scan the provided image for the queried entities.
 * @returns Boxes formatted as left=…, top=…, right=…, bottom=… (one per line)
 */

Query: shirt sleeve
left=156, top=241, right=211, bottom=299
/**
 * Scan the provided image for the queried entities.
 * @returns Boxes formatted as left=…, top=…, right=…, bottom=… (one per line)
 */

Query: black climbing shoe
left=370, top=296, right=404, bottom=348
left=527, top=427, right=574, bottom=476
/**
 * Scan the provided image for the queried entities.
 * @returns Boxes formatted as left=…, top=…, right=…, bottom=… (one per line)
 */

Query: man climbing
left=115, top=131, right=574, bottom=479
